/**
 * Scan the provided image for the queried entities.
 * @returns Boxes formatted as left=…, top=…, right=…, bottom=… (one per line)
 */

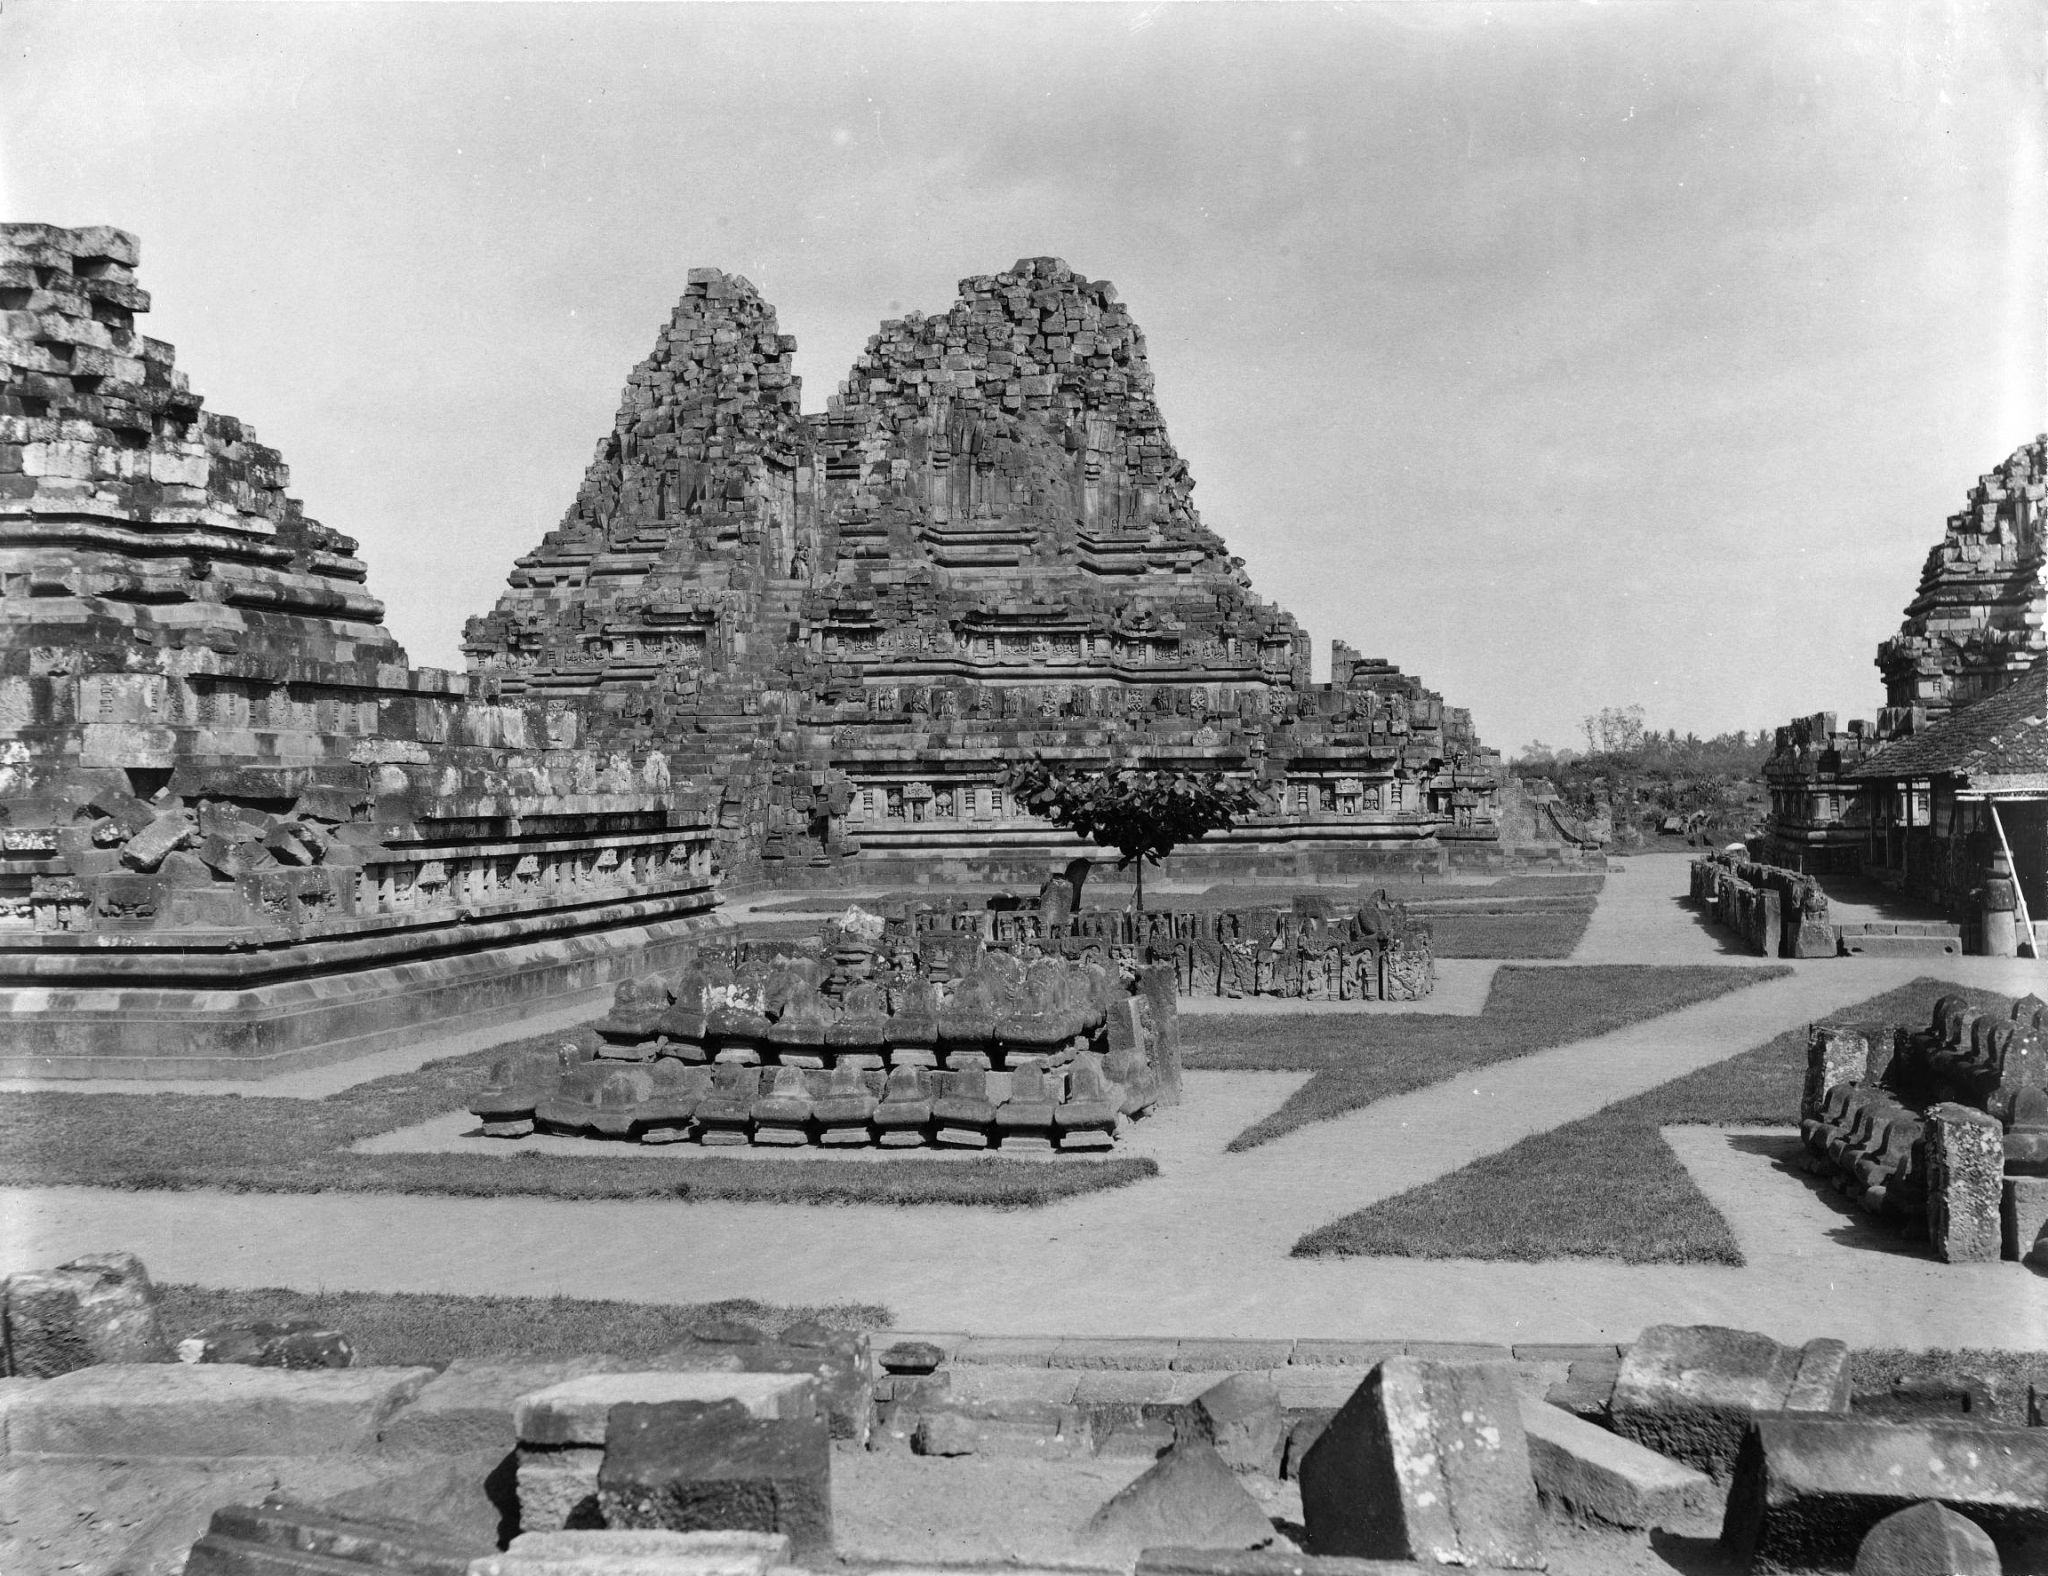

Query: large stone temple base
left=0, top=895, right=723, bottom=1081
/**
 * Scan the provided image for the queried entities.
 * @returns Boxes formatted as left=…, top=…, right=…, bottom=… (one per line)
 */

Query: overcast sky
left=4, top=2, right=2041, bottom=754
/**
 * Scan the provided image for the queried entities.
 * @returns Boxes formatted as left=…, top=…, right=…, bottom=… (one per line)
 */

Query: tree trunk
left=1134, top=857, right=1145, bottom=914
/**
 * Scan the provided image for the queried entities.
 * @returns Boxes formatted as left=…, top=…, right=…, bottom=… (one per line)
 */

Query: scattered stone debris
left=1078, top=1438, right=1277, bottom=1556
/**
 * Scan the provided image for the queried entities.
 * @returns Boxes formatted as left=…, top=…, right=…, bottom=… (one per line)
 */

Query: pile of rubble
left=468, top=925, right=1179, bottom=1151
left=1802, top=991, right=2048, bottom=1265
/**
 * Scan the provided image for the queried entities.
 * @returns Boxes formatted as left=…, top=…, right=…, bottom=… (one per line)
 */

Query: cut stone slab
left=1518, top=1397, right=1712, bottom=1529
left=1137, top=1551, right=1424, bottom=1576
left=316, top=1449, right=516, bottom=1556
left=596, top=1399, right=833, bottom=1557
left=178, top=1319, right=355, bottom=1371
left=382, top=1357, right=625, bottom=1456
left=1078, top=1438, right=1276, bottom=1556
left=2, top=1250, right=171, bottom=1377
left=515, top=1372, right=815, bottom=1447
left=1853, top=1501, right=2001, bottom=1576
left=1723, top=1415, right=2048, bottom=1572
left=4, top=1363, right=436, bottom=1457
left=1176, top=1373, right=1287, bottom=1476
left=473, top=1530, right=792, bottom=1576
left=1609, top=1324, right=1850, bottom=1480
left=181, top=1498, right=485, bottom=1576
left=1297, top=1357, right=1542, bottom=1570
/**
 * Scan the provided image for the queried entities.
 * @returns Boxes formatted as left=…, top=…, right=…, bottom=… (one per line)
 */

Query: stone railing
left=1690, top=853, right=1835, bottom=958
left=1799, top=991, right=2048, bottom=1263
left=470, top=927, right=1178, bottom=1153
left=905, top=891, right=1435, bottom=1003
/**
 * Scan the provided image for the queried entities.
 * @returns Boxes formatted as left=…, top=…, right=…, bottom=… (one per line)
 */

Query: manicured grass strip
left=1292, top=976, right=2004, bottom=1264
left=154, top=1285, right=890, bottom=1368
left=0, top=1024, right=1155, bottom=1208
left=1425, top=904, right=1595, bottom=958
left=1189, top=963, right=1789, bottom=1152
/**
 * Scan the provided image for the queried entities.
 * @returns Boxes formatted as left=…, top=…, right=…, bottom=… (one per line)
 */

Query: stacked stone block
left=470, top=924, right=1178, bottom=1151
left=1800, top=990, right=2048, bottom=1262
left=0, top=225, right=719, bottom=1073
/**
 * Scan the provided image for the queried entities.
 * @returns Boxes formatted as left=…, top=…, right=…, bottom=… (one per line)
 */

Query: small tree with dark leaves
left=1003, top=761, right=1265, bottom=912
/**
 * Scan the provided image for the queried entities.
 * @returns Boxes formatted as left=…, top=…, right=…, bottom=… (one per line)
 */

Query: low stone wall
left=909, top=891, right=1434, bottom=1003
left=1689, top=854, right=1835, bottom=958
left=1799, top=991, right=2048, bottom=1264
left=470, top=927, right=1179, bottom=1153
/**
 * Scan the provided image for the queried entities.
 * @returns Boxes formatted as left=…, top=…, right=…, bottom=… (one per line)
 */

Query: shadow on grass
left=0, top=1022, right=1157, bottom=1209
left=1290, top=975, right=2008, bottom=1265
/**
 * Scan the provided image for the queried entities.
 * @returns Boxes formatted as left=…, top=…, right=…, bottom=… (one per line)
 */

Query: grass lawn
left=1421, top=901, right=1596, bottom=959
left=1187, top=963, right=1789, bottom=1152
left=1292, top=976, right=2005, bottom=1264
left=0, top=1025, right=1155, bottom=1208
left=154, top=1284, right=891, bottom=1367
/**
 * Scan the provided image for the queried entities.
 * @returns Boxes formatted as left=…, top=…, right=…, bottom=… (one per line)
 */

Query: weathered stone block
left=182, top=1499, right=484, bottom=1576
left=177, top=1319, right=354, bottom=1370
left=514, top=1372, right=814, bottom=1447
left=1079, top=1438, right=1276, bottom=1555
left=5, top=1363, right=435, bottom=1456
left=2003, top=1174, right=2048, bottom=1265
left=1722, top=1415, right=2048, bottom=1572
left=1928, top=1103, right=2005, bottom=1262
left=1518, top=1397, right=1711, bottom=1529
left=1803, top=1026, right=1870, bottom=1121
left=1137, top=1551, right=1423, bottom=1576
left=1608, top=1324, right=1850, bottom=1480
left=2, top=1250, right=170, bottom=1376
left=596, top=1400, right=833, bottom=1557
left=1852, top=1500, right=2000, bottom=1576
left=472, top=1529, right=791, bottom=1576
left=1175, top=1372, right=1287, bottom=1476
left=382, top=1357, right=624, bottom=1456
left=1298, top=1358, right=1542, bottom=1569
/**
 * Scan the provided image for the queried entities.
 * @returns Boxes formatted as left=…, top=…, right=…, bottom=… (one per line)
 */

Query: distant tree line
left=1511, top=705, right=1774, bottom=849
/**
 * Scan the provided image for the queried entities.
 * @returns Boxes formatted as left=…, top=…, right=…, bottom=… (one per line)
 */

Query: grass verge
left=154, top=1284, right=890, bottom=1367
left=1291, top=976, right=2002, bottom=1263
left=0, top=1025, right=1156, bottom=1208
left=1188, top=963, right=1789, bottom=1151
left=1422, top=902, right=1595, bottom=959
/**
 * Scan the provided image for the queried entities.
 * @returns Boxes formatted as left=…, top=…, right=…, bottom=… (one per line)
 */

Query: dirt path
left=7, top=854, right=2045, bottom=1347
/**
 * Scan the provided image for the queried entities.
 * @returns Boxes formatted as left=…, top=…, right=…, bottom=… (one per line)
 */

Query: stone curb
left=888, top=1334, right=1622, bottom=1370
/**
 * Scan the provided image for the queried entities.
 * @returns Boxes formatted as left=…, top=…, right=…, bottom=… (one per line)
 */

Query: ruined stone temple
left=0, top=228, right=1557, bottom=1075
left=462, top=258, right=1526, bottom=886
left=1762, top=437, right=2048, bottom=949
left=0, top=225, right=718, bottom=1076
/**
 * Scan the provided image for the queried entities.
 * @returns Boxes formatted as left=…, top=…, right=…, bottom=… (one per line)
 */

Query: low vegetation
left=155, top=1284, right=890, bottom=1368
left=1293, top=976, right=2001, bottom=1263
left=1187, top=963, right=1788, bottom=1152
left=0, top=1025, right=1155, bottom=1208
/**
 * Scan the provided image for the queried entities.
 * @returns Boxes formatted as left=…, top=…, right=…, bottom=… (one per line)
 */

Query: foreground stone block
left=1138, top=1553, right=1422, bottom=1576
left=597, top=1400, right=833, bottom=1557
left=178, top=1319, right=354, bottom=1370
left=2, top=1250, right=170, bottom=1377
left=182, top=1499, right=484, bottom=1576
left=1176, top=1372, right=1287, bottom=1476
left=472, top=1530, right=790, bottom=1576
left=382, top=1357, right=627, bottom=1456
left=1518, top=1398, right=1711, bottom=1529
left=1298, top=1358, right=1542, bottom=1569
left=514, top=1372, right=814, bottom=1447
left=1928, top=1104, right=2005, bottom=1263
left=4, top=1362, right=435, bottom=1457
left=1722, top=1415, right=2048, bottom=1572
left=1852, top=1501, right=2001, bottom=1576
left=1080, top=1439, right=1276, bottom=1555
left=1608, top=1324, right=1850, bottom=1479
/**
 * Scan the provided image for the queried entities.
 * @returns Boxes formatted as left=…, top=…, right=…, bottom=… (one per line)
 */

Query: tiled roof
left=1850, top=664, right=2048, bottom=783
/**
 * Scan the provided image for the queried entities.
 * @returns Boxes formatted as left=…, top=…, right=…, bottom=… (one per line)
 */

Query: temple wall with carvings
left=0, top=224, right=719, bottom=1076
